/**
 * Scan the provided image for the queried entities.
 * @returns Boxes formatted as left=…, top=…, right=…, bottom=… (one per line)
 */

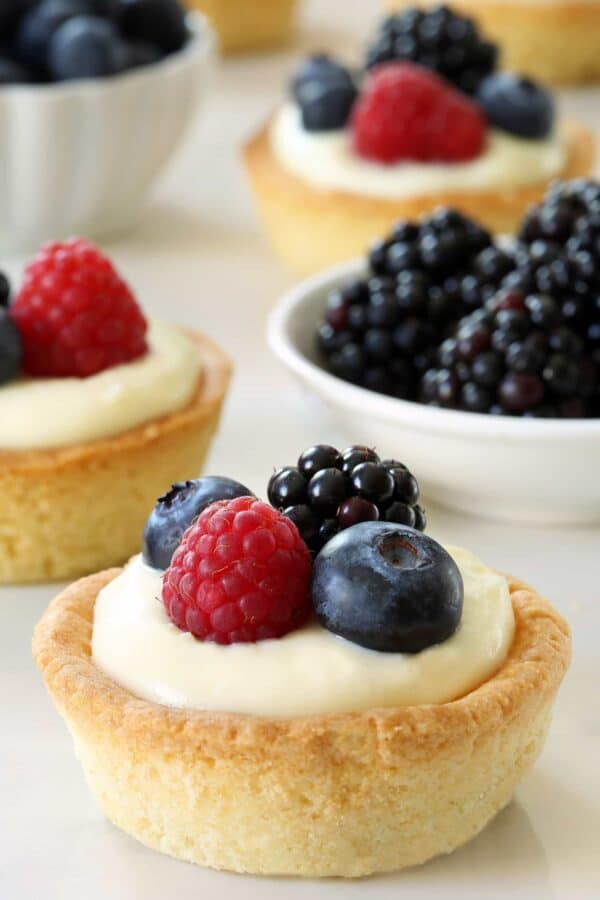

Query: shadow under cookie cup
left=0, top=331, right=232, bottom=584
left=243, top=118, right=595, bottom=275
left=32, top=568, right=571, bottom=877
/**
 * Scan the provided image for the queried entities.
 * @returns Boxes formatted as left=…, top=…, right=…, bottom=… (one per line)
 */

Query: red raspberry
left=351, top=62, right=487, bottom=164
left=162, top=496, right=312, bottom=644
left=10, top=238, right=147, bottom=377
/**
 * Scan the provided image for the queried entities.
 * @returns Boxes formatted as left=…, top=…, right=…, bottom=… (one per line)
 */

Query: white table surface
left=1, top=2, right=600, bottom=898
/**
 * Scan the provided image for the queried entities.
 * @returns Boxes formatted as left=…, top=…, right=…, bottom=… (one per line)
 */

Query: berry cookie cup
left=243, top=5, right=594, bottom=274
left=384, top=0, right=600, bottom=85
left=0, top=239, right=230, bottom=583
left=183, top=0, right=296, bottom=53
left=34, top=448, right=571, bottom=877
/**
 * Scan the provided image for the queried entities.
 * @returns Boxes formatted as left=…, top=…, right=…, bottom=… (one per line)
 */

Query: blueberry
left=476, top=74, right=554, bottom=139
left=0, top=56, right=31, bottom=84
left=0, top=1, right=34, bottom=33
left=120, top=38, right=162, bottom=69
left=0, top=308, right=22, bottom=385
left=297, top=79, right=357, bottom=132
left=292, top=55, right=357, bottom=131
left=312, top=523, right=463, bottom=653
left=142, top=476, right=254, bottom=569
left=15, top=0, right=85, bottom=73
left=267, top=466, right=307, bottom=508
left=117, top=0, right=187, bottom=53
left=49, top=15, right=126, bottom=79
left=291, top=54, right=353, bottom=100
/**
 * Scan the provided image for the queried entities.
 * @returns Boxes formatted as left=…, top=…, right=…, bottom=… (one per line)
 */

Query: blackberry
left=317, top=208, right=514, bottom=400
left=267, top=444, right=426, bottom=555
left=515, top=179, right=600, bottom=414
left=420, top=287, right=597, bottom=416
left=365, top=5, right=497, bottom=95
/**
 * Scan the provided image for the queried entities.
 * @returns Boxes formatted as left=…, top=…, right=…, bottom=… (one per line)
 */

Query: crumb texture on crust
left=33, top=570, right=571, bottom=877
left=243, top=119, right=594, bottom=274
left=384, top=0, right=600, bottom=85
left=185, top=0, right=296, bottom=53
left=0, top=332, right=231, bottom=584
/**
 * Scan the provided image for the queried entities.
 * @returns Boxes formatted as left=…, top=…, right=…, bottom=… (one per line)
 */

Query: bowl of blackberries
left=268, top=179, right=600, bottom=525
left=0, top=1, right=215, bottom=250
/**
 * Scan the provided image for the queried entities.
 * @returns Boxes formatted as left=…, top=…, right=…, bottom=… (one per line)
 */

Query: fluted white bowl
left=268, top=259, right=600, bottom=525
left=0, top=13, right=215, bottom=251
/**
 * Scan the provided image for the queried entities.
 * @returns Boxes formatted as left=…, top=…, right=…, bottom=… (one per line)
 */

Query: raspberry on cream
left=92, top=544, right=515, bottom=717
left=270, top=102, right=566, bottom=199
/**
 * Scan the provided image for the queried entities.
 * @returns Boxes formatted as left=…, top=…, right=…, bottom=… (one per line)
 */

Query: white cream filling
left=270, top=102, right=566, bottom=198
left=0, top=320, right=202, bottom=451
left=92, top=546, right=515, bottom=718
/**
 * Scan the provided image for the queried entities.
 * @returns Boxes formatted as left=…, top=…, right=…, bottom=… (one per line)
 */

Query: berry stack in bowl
left=0, top=0, right=190, bottom=84
left=268, top=179, right=600, bottom=524
left=0, top=237, right=231, bottom=583
left=243, top=4, right=594, bottom=274
left=33, top=453, right=571, bottom=876
left=0, top=1, right=215, bottom=250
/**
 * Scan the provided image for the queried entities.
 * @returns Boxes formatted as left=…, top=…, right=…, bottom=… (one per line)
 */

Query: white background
left=1, top=1, right=599, bottom=897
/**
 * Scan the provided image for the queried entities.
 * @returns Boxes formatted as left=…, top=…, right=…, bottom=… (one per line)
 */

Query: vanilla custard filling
left=0, top=320, right=202, bottom=451
left=270, top=103, right=566, bottom=198
left=92, top=546, right=515, bottom=717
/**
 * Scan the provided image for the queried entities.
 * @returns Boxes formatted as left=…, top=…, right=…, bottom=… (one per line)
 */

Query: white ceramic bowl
left=268, top=259, right=600, bottom=525
left=0, top=13, right=215, bottom=252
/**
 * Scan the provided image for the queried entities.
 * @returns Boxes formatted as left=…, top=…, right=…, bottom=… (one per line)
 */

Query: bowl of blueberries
left=268, top=182, right=600, bottom=525
left=0, top=0, right=215, bottom=250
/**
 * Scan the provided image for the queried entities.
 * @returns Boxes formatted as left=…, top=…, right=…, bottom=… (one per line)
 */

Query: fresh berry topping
left=268, top=444, right=425, bottom=554
left=143, top=476, right=254, bottom=570
left=10, top=237, right=148, bottom=377
left=0, top=308, right=22, bottom=386
left=0, top=273, right=10, bottom=308
left=365, top=6, right=497, bottom=95
left=352, top=63, right=487, bottom=165
left=350, top=461, right=395, bottom=505
left=0, top=57, right=31, bottom=85
left=291, top=54, right=350, bottom=100
left=419, top=287, right=596, bottom=415
left=316, top=180, right=600, bottom=417
left=49, top=15, right=126, bottom=80
left=267, top=467, right=308, bottom=508
left=162, top=496, right=312, bottom=644
left=306, top=467, right=348, bottom=515
left=298, top=443, right=342, bottom=477
left=477, top=74, right=554, bottom=139
left=4, top=0, right=184, bottom=84
left=15, top=0, right=80, bottom=75
left=317, top=208, right=505, bottom=399
left=291, top=54, right=357, bottom=131
left=118, top=0, right=187, bottom=54
left=312, top=523, right=463, bottom=653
